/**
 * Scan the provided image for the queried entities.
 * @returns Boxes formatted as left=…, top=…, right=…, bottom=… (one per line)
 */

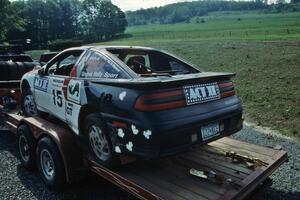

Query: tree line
left=126, top=0, right=300, bottom=26
left=0, top=0, right=127, bottom=48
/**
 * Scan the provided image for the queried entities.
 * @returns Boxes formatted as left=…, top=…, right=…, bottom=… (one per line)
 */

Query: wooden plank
left=124, top=164, right=209, bottom=200
left=119, top=168, right=187, bottom=200
left=187, top=149, right=253, bottom=175
left=206, top=142, right=273, bottom=163
left=180, top=152, right=249, bottom=179
left=214, top=137, right=276, bottom=157
left=219, top=150, right=287, bottom=200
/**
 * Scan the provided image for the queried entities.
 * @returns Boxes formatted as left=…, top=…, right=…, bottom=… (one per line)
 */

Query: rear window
left=107, top=49, right=199, bottom=75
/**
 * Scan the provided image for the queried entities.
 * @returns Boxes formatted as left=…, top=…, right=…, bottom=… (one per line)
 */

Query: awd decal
left=67, top=79, right=81, bottom=103
left=34, top=77, right=49, bottom=92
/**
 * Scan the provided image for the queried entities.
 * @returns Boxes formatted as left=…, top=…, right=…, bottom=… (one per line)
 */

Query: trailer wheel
left=17, top=124, right=36, bottom=170
left=84, top=113, right=119, bottom=168
left=36, top=137, right=66, bottom=190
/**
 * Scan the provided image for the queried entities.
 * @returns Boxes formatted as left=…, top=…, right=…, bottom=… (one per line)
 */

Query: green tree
left=0, top=0, right=26, bottom=42
left=80, top=0, right=127, bottom=41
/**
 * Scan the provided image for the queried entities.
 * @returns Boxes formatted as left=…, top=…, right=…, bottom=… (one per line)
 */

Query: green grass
left=112, top=11, right=300, bottom=42
left=93, top=11, right=300, bottom=138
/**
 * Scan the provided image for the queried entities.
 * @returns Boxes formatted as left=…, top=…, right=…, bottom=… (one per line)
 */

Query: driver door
left=34, top=51, right=79, bottom=121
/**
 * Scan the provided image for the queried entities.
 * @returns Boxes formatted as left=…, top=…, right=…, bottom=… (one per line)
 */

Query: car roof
left=65, top=45, right=158, bottom=52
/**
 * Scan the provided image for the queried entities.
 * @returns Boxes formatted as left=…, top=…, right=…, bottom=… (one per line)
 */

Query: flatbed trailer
left=0, top=104, right=287, bottom=200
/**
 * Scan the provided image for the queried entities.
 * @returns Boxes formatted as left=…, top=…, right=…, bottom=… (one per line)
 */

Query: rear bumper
left=104, top=100, right=243, bottom=159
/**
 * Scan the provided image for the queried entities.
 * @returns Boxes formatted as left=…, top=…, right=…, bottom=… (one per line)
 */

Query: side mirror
left=38, top=68, right=45, bottom=76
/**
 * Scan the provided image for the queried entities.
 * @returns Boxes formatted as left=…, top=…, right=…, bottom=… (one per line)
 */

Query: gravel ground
left=0, top=123, right=299, bottom=200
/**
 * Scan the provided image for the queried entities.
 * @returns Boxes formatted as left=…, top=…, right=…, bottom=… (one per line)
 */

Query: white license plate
left=183, top=83, right=220, bottom=105
left=201, top=122, right=220, bottom=141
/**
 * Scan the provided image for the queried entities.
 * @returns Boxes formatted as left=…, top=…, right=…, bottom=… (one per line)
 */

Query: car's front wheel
left=84, top=113, right=119, bottom=168
left=21, top=88, right=38, bottom=117
left=21, top=88, right=49, bottom=118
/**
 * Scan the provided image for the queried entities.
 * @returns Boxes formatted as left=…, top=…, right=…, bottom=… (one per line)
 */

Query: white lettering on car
left=34, top=76, right=49, bottom=92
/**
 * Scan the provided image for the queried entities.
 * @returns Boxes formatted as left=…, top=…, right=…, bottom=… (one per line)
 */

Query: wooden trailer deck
left=1, top=108, right=288, bottom=200
left=88, top=137, right=287, bottom=200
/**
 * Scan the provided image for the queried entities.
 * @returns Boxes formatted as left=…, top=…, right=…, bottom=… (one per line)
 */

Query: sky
left=111, top=0, right=196, bottom=11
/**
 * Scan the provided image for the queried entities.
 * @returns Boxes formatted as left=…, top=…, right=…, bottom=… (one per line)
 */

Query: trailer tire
left=17, top=124, right=37, bottom=170
left=36, top=137, right=67, bottom=190
left=84, top=113, right=119, bottom=168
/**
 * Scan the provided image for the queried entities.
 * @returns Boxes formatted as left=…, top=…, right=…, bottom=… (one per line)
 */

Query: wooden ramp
left=89, top=137, right=287, bottom=200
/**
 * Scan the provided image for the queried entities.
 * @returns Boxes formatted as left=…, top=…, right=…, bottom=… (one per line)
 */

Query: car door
left=34, top=51, right=81, bottom=122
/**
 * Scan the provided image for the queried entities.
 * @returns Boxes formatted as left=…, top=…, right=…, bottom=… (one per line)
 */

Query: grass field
left=28, top=11, right=300, bottom=138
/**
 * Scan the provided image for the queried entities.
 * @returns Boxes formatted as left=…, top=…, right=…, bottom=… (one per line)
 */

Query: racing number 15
left=52, top=89, right=63, bottom=107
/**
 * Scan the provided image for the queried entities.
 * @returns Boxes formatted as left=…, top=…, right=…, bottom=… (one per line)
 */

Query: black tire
left=21, top=88, right=38, bottom=117
left=84, top=113, right=119, bottom=168
left=17, top=124, right=37, bottom=170
left=36, top=137, right=67, bottom=190
left=0, top=61, right=9, bottom=81
left=6, top=61, right=18, bottom=80
left=15, top=62, right=25, bottom=80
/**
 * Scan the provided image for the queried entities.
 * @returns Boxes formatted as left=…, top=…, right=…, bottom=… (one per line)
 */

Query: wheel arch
left=20, top=79, right=30, bottom=93
left=78, top=104, right=101, bottom=135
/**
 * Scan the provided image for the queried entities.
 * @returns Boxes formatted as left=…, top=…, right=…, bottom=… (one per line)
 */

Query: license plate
left=201, top=122, right=220, bottom=141
left=183, top=83, right=220, bottom=105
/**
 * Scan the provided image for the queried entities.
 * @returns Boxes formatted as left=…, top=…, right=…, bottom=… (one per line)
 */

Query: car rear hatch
left=133, top=72, right=237, bottom=112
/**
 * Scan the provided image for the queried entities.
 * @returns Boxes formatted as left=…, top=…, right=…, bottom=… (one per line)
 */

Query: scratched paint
left=115, top=146, right=121, bottom=153
left=117, top=128, right=125, bottom=138
left=143, top=130, right=152, bottom=139
left=126, top=141, right=133, bottom=151
left=119, top=91, right=127, bottom=101
left=131, top=125, right=139, bottom=135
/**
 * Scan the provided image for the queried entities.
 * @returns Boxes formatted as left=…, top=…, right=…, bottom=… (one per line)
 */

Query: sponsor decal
left=183, top=83, right=220, bottom=105
left=66, top=102, right=73, bottom=116
left=67, top=79, right=81, bottom=103
left=34, top=76, right=49, bottom=92
left=52, top=78, right=64, bottom=89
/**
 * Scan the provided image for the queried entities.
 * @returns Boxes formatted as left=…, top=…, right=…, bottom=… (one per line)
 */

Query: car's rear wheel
left=84, top=113, right=119, bottom=168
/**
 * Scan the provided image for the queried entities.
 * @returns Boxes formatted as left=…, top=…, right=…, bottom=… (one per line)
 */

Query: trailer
left=0, top=91, right=287, bottom=200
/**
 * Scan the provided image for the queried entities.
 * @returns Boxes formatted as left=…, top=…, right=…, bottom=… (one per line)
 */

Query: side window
left=80, top=52, right=126, bottom=79
left=47, top=51, right=82, bottom=76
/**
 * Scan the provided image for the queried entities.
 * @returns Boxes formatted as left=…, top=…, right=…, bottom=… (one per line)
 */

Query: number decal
left=52, top=89, right=63, bottom=107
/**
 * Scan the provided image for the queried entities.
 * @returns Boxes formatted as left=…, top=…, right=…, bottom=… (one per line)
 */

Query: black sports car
left=21, top=46, right=243, bottom=167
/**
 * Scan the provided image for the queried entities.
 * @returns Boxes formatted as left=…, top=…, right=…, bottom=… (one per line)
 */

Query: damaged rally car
left=20, top=46, right=243, bottom=167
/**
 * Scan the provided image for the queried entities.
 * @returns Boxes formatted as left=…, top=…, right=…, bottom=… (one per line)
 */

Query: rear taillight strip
left=135, top=81, right=236, bottom=112
left=221, top=90, right=236, bottom=98
left=135, top=100, right=186, bottom=111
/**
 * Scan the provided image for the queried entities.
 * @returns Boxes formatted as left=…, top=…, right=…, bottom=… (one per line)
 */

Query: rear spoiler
left=90, top=72, right=236, bottom=89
